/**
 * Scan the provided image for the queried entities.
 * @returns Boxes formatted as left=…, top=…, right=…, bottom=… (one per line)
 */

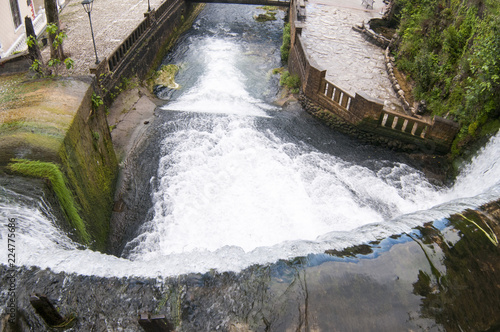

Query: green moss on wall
left=1, top=76, right=118, bottom=251
left=8, top=159, right=91, bottom=244
left=58, top=89, right=118, bottom=251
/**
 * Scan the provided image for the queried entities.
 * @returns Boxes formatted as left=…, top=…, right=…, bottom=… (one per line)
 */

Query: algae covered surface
left=8, top=159, right=91, bottom=244
left=1, top=73, right=118, bottom=251
left=0, top=74, right=89, bottom=165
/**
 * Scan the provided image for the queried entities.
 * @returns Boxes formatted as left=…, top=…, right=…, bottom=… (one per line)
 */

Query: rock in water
left=154, top=64, right=180, bottom=90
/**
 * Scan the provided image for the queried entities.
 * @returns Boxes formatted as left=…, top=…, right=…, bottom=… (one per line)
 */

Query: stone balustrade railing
left=320, top=79, right=353, bottom=111
left=108, top=18, right=150, bottom=72
left=380, top=109, right=431, bottom=138
left=288, top=0, right=459, bottom=153
left=105, top=0, right=179, bottom=74
left=90, top=0, right=188, bottom=102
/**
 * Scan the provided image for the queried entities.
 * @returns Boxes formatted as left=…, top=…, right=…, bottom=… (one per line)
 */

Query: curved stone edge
left=352, top=21, right=415, bottom=116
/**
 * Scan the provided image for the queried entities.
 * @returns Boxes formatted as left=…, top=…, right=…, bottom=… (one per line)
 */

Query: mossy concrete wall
left=58, top=82, right=118, bottom=251
left=0, top=75, right=118, bottom=251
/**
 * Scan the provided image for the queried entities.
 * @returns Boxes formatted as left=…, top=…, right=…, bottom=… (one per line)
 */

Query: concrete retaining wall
left=58, top=80, right=118, bottom=251
left=2, top=77, right=118, bottom=250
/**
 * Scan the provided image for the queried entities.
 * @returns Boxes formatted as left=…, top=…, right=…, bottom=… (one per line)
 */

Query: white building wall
left=0, top=0, right=46, bottom=58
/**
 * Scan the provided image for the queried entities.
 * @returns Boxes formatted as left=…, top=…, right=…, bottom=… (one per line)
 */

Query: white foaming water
left=1, top=130, right=499, bottom=277
left=125, top=117, right=440, bottom=259
left=161, top=38, right=275, bottom=117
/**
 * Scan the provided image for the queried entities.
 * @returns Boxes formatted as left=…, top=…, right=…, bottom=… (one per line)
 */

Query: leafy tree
left=393, top=0, right=500, bottom=154
left=44, top=0, right=65, bottom=60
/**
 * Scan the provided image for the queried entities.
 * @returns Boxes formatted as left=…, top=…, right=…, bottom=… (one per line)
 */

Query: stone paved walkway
left=301, top=0, right=402, bottom=111
left=53, top=0, right=163, bottom=75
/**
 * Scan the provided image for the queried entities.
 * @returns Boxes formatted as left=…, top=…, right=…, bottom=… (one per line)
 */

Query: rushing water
left=1, top=4, right=500, bottom=278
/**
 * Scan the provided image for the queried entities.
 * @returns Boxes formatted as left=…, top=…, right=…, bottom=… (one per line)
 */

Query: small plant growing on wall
left=26, top=38, right=74, bottom=77
left=91, top=93, right=104, bottom=112
left=279, top=70, right=300, bottom=94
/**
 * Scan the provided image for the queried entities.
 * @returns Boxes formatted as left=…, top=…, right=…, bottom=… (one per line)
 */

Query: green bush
left=394, top=0, right=500, bottom=155
left=280, top=70, right=300, bottom=93
left=281, top=23, right=291, bottom=63
left=8, top=159, right=90, bottom=244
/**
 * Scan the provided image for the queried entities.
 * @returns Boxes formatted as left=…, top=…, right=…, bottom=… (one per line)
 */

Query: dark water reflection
left=174, top=201, right=500, bottom=331
left=3, top=202, right=500, bottom=331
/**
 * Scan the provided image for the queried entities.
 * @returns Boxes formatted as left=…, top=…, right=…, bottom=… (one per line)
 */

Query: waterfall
left=2, top=122, right=498, bottom=278
left=1, top=4, right=499, bottom=278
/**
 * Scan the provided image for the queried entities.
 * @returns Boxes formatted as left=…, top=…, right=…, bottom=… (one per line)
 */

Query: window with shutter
left=10, top=0, right=22, bottom=29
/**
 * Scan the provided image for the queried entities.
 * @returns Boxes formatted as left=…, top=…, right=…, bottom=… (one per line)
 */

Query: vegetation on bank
left=254, top=6, right=278, bottom=22
left=148, top=64, right=180, bottom=92
left=281, top=23, right=291, bottom=62
left=280, top=70, right=300, bottom=93
left=392, top=0, right=500, bottom=155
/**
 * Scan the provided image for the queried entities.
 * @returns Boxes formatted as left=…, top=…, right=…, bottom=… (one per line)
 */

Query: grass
left=279, top=70, right=300, bottom=93
left=8, top=159, right=90, bottom=244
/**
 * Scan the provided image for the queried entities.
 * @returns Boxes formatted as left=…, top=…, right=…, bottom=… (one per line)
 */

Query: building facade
left=0, top=0, right=65, bottom=58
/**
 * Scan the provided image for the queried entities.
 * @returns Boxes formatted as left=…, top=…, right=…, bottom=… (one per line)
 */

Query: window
left=10, top=0, right=22, bottom=29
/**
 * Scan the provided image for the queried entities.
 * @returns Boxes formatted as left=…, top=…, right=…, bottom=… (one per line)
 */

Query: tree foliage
left=44, top=0, right=65, bottom=60
left=393, top=0, right=500, bottom=154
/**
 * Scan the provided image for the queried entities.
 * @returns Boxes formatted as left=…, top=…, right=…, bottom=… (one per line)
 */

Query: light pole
left=81, top=0, right=99, bottom=64
left=147, top=0, right=151, bottom=12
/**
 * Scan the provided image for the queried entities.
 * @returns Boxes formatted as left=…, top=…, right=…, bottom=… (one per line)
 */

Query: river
left=1, top=3, right=500, bottom=279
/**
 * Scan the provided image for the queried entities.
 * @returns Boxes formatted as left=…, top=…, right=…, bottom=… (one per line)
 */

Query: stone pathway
left=53, top=0, right=164, bottom=76
left=301, top=0, right=402, bottom=111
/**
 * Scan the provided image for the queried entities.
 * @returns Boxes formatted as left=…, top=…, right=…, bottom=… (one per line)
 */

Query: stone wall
left=0, top=52, right=31, bottom=75
left=287, top=0, right=459, bottom=154
left=92, top=0, right=193, bottom=102
left=352, top=21, right=391, bottom=49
